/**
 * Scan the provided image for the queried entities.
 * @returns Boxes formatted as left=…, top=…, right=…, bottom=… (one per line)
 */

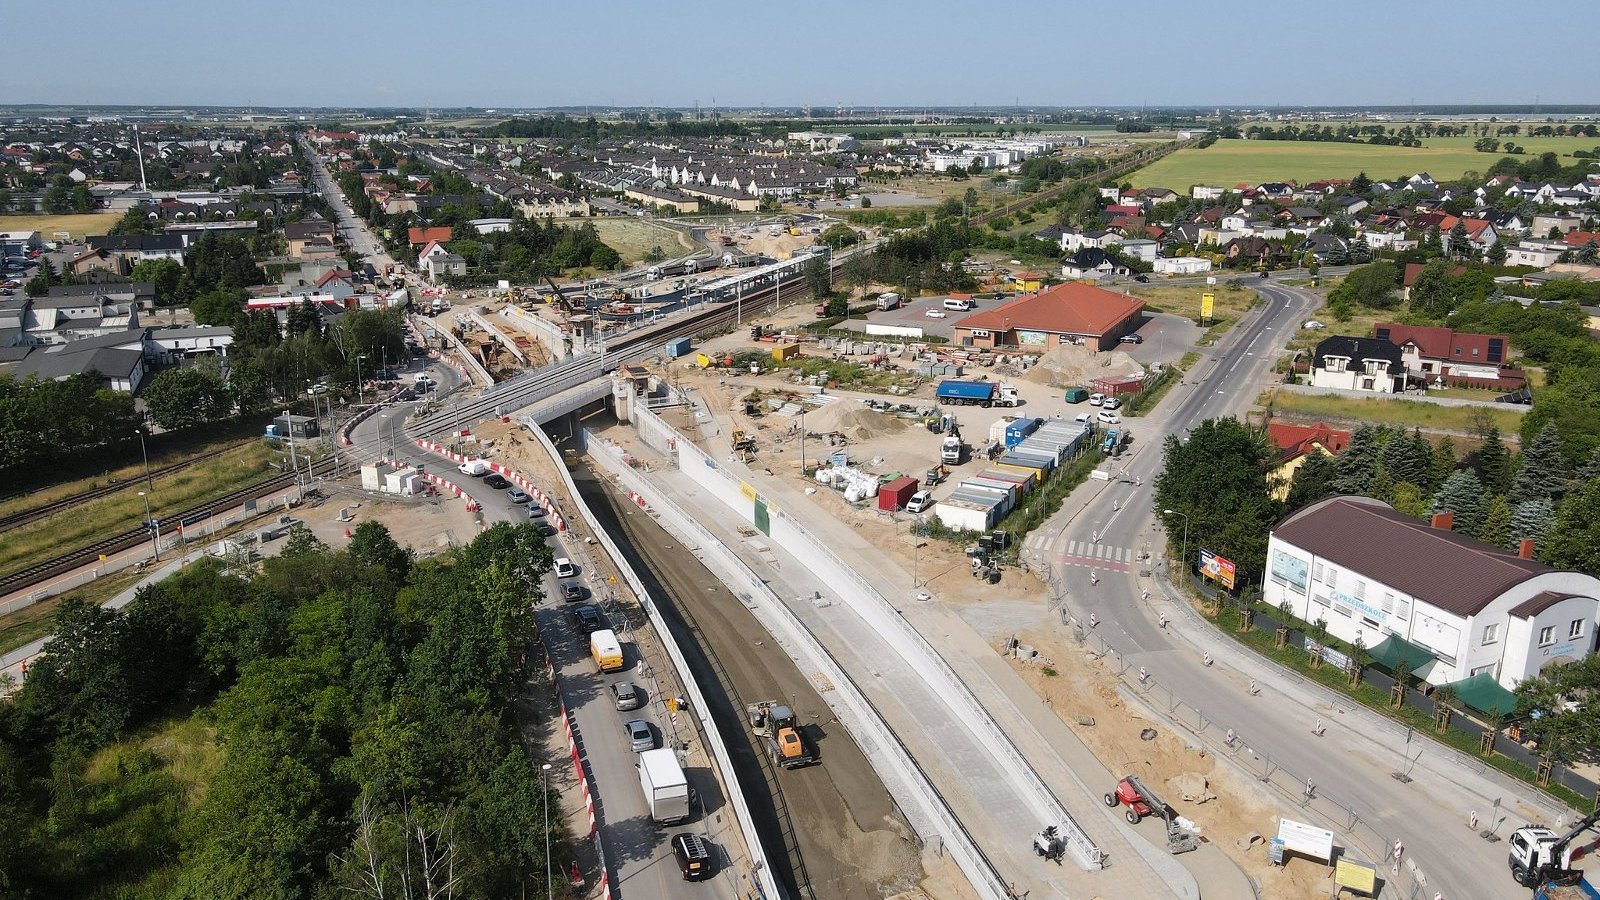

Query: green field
left=1131, top=137, right=1600, bottom=191
left=0, top=212, right=121, bottom=241
left=1261, top=388, right=1527, bottom=436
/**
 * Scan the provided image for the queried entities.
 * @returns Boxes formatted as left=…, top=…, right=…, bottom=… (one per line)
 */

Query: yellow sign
left=1334, top=860, right=1376, bottom=894
left=739, top=481, right=757, bottom=502
left=1200, top=293, right=1215, bottom=320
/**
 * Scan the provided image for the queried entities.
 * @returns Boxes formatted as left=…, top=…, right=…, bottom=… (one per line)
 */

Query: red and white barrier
left=382, top=456, right=480, bottom=511
left=412, top=441, right=567, bottom=531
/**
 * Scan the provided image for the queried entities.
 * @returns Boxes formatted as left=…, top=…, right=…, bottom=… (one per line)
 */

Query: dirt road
left=572, top=463, right=926, bottom=900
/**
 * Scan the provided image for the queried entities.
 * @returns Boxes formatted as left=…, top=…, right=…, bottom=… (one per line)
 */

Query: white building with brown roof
left=1264, top=496, right=1600, bottom=700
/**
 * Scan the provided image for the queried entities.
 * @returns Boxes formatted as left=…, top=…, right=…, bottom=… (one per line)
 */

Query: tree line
left=0, top=521, right=563, bottom=898
left=0, top=373, right=140, bottom=481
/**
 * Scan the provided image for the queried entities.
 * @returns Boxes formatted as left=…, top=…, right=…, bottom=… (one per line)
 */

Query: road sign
left=1199, top=548, right=1237, bottom=590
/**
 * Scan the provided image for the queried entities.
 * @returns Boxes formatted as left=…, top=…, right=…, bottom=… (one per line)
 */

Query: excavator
left=747, top=701, right=815, bottom=770
left=543, top=275, right=582, bottom=316
left=1510, top=807, right=1600, bottom=889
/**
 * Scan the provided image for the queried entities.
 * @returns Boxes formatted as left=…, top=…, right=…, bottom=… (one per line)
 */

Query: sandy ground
left=293, top=477, right=483, bottom=555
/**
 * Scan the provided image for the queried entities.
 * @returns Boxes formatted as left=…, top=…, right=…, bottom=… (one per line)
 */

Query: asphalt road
left=1028, top=281, right=1548, bottom=900
left=348, top=392, right=746, bottom=900
left=299, top=136, right=394, bottom=271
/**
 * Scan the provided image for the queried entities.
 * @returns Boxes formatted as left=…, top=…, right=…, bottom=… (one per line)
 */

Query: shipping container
left=935, top=379, right=998, bottom=405
left=934, top=498, right=999, bottom=532
left=665, top=337, right=691, bottom=357
left=771, top=343, right=800, bottom=361
left=1004, top=416, right=1039, bottom=449
left=997, top=453, right=1052, bottom=477
left=877, top=476, right=919, bottom=511
left=987, top=465, right=1039, bottom=492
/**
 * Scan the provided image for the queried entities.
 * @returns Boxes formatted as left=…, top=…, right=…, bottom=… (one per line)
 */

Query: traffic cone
left=344, top=528, right=352, bottom=538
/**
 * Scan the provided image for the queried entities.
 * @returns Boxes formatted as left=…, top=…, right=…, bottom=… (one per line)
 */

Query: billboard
left=1277, top=818, right=1335, bottom=861
left=1270, top=549, right=1308, bottom=592
left=1199, top=548, right=1237, bottom=590
left=1200, top=292, right=1215, bottom=320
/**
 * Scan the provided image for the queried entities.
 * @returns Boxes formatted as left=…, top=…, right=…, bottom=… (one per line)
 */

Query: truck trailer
left=935, top=379, right=1020, bottom=408
left=637, top=748, right=691, bottom=824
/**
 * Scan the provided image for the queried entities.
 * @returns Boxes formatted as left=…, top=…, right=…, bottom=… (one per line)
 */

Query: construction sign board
left=1199, top=548, right=1237, bottom=590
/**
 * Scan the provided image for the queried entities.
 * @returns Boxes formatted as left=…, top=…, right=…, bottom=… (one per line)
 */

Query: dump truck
left=638, top=748, right=691, bottom=824
left=748, top=701, right=814, bottom=769
left=935, top=379, right=1020, bottom=408
left=1537, top=876, right=1600, bottom=900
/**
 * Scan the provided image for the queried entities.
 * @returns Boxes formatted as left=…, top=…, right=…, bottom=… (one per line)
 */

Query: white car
left=1102, top=397, right=1122, bottom=410
left=1074, top=413, right=1091, bottom=424
left=1097, top=410, right=1122, bottom=425
left=1088, top=392, right=1105, bottom=406
left=924, top=308, right=947, bottom=319
left=905, top=490, right=934, bottom=513
left=554, top=557, right=577, bottom=578
left=1303, top=320, right=1326, bottom=330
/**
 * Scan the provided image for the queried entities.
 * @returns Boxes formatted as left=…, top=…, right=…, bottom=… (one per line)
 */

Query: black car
left=672, top=833, right=714, bottom=881
left=1133, top=274, right=1150, bottom=283
left=483, top=473, right=509, bottom=490
left=571, top=604, right=603, bottom=632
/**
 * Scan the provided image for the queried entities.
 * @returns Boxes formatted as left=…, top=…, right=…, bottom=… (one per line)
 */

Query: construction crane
left=1510, top=808, right=1600, bottom=888
left=543, top=275, right=581, bottom=316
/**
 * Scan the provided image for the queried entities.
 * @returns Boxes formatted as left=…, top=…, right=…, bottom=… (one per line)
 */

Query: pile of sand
left=1023, top=344, right=1144, bottom=387
left=808, top=404, right=911, bottom=441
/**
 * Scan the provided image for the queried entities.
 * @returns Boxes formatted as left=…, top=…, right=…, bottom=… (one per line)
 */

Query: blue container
left=665, top=337, right=692, bottom=358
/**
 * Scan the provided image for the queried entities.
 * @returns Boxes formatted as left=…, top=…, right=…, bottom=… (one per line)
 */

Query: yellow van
left=590, top=629, right=624, bottom=672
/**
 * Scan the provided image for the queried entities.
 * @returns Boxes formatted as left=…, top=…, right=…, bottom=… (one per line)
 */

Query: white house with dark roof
left=1264, top=496, right=1600, bottom=701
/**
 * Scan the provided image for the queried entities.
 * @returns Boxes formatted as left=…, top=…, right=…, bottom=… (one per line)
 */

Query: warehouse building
left=951, top=282, right=1144, bottom=352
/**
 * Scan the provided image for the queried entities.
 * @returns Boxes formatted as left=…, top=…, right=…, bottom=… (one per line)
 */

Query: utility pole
left=134, top=427, right=153, bottom=493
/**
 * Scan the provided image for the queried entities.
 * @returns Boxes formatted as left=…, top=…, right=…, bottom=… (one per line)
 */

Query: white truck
left=875, top=292, right=902, bottom=311
left=638, top=748, right=690, bottom=824
left=457, top=459, right=489, bottom=477
left=940, top=435, right=963, bottom=464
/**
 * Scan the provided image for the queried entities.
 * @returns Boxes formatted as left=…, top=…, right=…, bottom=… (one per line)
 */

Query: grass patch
left=0, top=212, right=121, bottom=240
left=1260, top=387, right=1528, bottom=434
left=1124, top=363, right=1187, bottom=417
left=772, top=356, right=922, bottom=391
left=0, top=441, right=288, bottom=579
left=1131, top=283, right=1257, bottom=325
left=0, top=567, right=145, bottom=656
left=1208, top=603, right=1591, bottom=811
left=571, top=218, right=692, bottom=265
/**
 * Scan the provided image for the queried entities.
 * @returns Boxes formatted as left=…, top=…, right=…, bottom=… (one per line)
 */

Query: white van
left=1088, top=392, right=1105, bottom=406
left=905, top=490, right=934, bottom=513
left=943, top=297, right=975, bottom=311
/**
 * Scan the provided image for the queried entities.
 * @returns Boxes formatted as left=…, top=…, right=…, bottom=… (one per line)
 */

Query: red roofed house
left=1373, top=322, right=1523, bottom=389
left=1417, top=214, right=1498, bottom=253
left=1104, top=204, right=1142, bottom=219
left=1562, top=231, right=1600, bottom=249
left=408, top=226, right=453, bottom=247
left=951, top=282, right=1144, bottom=351
left=1267, top=421, right=1351, bottom=499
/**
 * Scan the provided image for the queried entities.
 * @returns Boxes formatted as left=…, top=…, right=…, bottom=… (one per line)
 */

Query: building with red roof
left=1373, top=322, right=1523, bottom=389
left=407, top=226, right=453, bottom=247
left=951, top=282, right=1144, bottom=351
left=1266, top=420, right=1350, bottom=499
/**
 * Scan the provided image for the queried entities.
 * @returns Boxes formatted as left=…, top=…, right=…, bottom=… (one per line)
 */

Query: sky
left=5, top=1, right=1598, bottom=110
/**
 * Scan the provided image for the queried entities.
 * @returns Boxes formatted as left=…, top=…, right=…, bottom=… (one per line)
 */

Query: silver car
left=611, top=681, right=642, bottom=711
left=625, top=719, right=654, bottom=752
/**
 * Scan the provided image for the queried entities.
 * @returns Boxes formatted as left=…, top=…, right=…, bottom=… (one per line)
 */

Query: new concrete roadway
left=1024, top=280, right=1565, bottom=900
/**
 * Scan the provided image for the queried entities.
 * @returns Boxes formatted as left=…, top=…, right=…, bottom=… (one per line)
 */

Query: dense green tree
left=1478, top=494, right=1512, bottom=546
left=1487, top=238, right=1507, bottom=266
left=1285, top=450, right=1337, bottom=510
left=1510, top=498, right=1556, bottom=552
left=1327, top=260, right=1399, bottom=310
left=1512, top=421, right=1571, bottom=503
left=1390, top=481, right=1428, bottom=518
left=142, top=368, right=232, bottom=430
left=348, top=521, right=412, bottom=581
left=1381, top=427, right=1432, bottom=488
left=1520, top=367, right=1600, bottom=466
left=190, top=288, right=247, bottom=328
left=1473, top=425, right=1511, bottom=495
left=1431, top=469, right=1488, bottom=534
left=1430, top=437, right=1459, bottom=491
left=1541, top=477, right=1600, bottom=575
left=131, top=258, right=185, bottom=302
left=1574, top=448, right=1600, bottom=490
left=1409, top=259, right=1457, bottom=318
left=1154, top=418, right=1281, bottom=583
left=1515, top=654, right=1600, bottom=756
left=805, top=256, right=832, bottom=299
left=1333, top=425, right=1381, bottom=495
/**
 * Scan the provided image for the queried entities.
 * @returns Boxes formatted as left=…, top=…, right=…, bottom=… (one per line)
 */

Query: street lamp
left=354, top=354, right=369, bottom=407
left=1163, top=508, right=1190, bottom=577
left=911, top=515, right=925, bottom=587
left=541, top=763, right=554, bottom=900
left=134, top=427, right=153, bottom=494
left=138, top=490, right=160, bottom=562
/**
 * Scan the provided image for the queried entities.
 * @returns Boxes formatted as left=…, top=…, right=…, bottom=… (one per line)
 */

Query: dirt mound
left=1023, top=344, right=1144, bottom=387
left=1168, top=772, right=1217, bottom=804
left=811, top=404, right=911, bottom=441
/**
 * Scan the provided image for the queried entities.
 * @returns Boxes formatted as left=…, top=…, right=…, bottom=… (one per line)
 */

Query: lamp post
left=1163, top=508, right=1190, bottom=577
left=138, top=490, right=160, bottom=561
left=541, top=763, right=553, bottom=900
left=134, top=427, right=153, bottom=493
left=354, top=354, right=368, bottom=407
left=912, top=515, right=925, bottom=587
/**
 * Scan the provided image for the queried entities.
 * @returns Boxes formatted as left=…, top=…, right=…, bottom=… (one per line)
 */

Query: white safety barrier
left=521, top=419, right=783, bottom=900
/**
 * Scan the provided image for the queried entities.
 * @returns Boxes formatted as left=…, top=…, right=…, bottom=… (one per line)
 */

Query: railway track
left=0, top=441, right=253, bottom=533
left=0, top=458, right=335, bottom=601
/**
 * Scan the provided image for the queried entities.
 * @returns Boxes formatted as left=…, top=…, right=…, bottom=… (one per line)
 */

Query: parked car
left=526, top=504, right=547, bottom=519
left=571, top=603, right=603, bottom=631
left=1120, top=334, right=1144, bottom=344
left=1097, top=410, right=1122, bottom=425
left=672, top=833, right=714, bottom=881
left=483, top=473, right=509, bottom=490
left=562, top=580, right=585, bottom=603
left=1102, top=397, right=1122, bottom=410
left=905, top=490, right=934, bottom=514
left=554, top=557, right=577, bottom=578
left=924, top=308, right=947, bottom=318
left=1074, top=413, right=1091, bottom=424
left=625, top=719, right=654, bottom=753
left=611, top=681, right=643, bottom=711
left=1133, top=274, right=1150, bottom=283
left=1303, top=320, right=1326, bottom=330
left=507, top=487, right=530, bottom=504
left=1088, top=392, right=1105, bottom=406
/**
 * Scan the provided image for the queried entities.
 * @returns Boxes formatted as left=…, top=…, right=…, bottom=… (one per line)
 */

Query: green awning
left=1443, top=673, right=1519, bottom=717
left=1368, top=634, right=1438, bottom=676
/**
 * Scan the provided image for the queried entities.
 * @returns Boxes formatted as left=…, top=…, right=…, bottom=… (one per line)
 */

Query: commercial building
left=952, top=282, right=1143, bottom=352
left=1264, top=496, right=1600, bottom=699
left=1153, top=256, right=1212, bottom=275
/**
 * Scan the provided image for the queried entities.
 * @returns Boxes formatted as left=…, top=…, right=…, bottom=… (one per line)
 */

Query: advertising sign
left=1018, top=330, right=1048, bottom=346
left=1277, top=818, right=1335, bottom=861
left=1199, top=548, right=1237, bottom=590
left=1270, top=549, right=1308, bottom=592
left=1200, top=293, right=1215, bottom=320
